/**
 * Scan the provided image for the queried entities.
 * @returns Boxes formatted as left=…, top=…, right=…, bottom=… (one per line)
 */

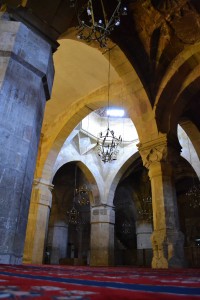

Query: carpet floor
left=0, top=264, right=200, bottom=299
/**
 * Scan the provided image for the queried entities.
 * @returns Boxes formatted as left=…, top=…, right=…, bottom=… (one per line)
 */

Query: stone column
left=136, top=221, right=152, bottom=249
left=90, top=205, right=115, bottom=266
left=47, top=190, right=69, bottom=265
left=136, top=221, right=153, bottom=266
left=0, top=15, right=54, bottom=264
left=48, top=221, right=69, bottom=265
left=23, top=179, right=53, bottom=264
left=138, top=136, right=185, bottom=268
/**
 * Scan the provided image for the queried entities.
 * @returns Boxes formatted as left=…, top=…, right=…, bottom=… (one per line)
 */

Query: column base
left=90, top=249, right=114, bottom=266
left=151, top=229, right=186, bottom=269
left=0, top=253, right=22, bottom=264
left=152, top=256, right=168, bottom=269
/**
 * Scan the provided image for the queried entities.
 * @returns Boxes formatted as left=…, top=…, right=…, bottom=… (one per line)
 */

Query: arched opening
left=46, top=162, right=92, bottom=265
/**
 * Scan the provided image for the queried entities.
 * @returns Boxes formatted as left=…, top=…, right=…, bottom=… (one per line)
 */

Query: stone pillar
left=47, top=191, right=69, bottom=264
left=47, top=220, right=68, bottom=265
left=0, top=15, right=54, bottom=264
left=23, top=179, right=53, bottom=264
left=138, top=136, right=185, bottom=268
left=136, top=221, right=153, bottom=266
left=136, top=221, right=152, bottom=249
left=90, top=205, right=115, bottom=266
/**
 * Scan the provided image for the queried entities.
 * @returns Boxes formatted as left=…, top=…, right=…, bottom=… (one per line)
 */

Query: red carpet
left=0, top=264, right=200, bottom=299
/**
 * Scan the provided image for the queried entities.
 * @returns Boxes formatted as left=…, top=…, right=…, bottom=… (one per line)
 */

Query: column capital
left=137, top=135, right=181, bottom=169
left=32, top=178, right=53, bottom=208
left=33, top=178, right=54, bottom=192
left=91, top=205, right=115, bottom=224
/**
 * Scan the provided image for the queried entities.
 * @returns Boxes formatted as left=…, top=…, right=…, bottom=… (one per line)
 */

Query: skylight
left=106, top=109, right=125, bottom=117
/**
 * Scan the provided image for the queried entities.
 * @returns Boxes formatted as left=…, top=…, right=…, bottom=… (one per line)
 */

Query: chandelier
left=97, top=127, right=122, bottom=163
left=96, top=50, right=122, bottom=163
left=121, top=220, right=132, bottom=234
left=66, top=165, right=80, bottom=225
left=76, top=184, right=90, bottom=206
left=138, top=196, right=153, bottom=222
left=66, top=205, right=79, bottom=225
left=76, top=0, right=127, bottom=48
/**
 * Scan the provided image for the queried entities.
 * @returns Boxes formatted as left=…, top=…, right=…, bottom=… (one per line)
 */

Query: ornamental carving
left=139, top=143, right=168, bottom=169
left=138, top=137, right=181, bottom=169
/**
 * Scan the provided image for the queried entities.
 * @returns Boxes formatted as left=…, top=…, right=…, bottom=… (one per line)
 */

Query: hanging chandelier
left=76, top=0, right=127, bottom=48
left=97, top=127, right=122, bottom=163
left=96, top=50, right=122, bottom=163
left=138, top=196, right=153, bottom=222
left=121, top=220, right=132, bottom=234
left=66, top=165, right=80, bottom=225
left=66, top=205, right=80, bottom=225
left=76, top=184, right=90, bottom=206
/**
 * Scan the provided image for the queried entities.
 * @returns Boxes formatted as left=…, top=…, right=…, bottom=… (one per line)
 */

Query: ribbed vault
left=2, top=0, right=200, bottom=180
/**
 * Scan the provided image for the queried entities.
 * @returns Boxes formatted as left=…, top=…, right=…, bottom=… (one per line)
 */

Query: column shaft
left=23, top=179, right=53, bottom=264
left=90, top=206, right=115, bottom=266
left=0, top=16, right=54, bottom=264
left=139, top=136, right=185, bottom=268
left=48, top=223, right=68, bottom=264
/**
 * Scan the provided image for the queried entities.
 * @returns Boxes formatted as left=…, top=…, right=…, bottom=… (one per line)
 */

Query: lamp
left=76, top=0, right=127, bottom=48
left=138, top=196, right=153, bottom=222
left=76, top=183, right=90, bottom=206
left=137, top=171, right=153, bottom=222
left=97, top=127, right=122, bottom=163
left=121, top=220, right=132, bottom=234
left=66, top=165, right=80, bottom=225
left=96, top=50, right=122, bottom=163
left=185, top=136, right=200, bottom=208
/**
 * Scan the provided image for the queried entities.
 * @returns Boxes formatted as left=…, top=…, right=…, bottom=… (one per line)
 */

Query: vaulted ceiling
left=2, top=0, right=200, bottom=132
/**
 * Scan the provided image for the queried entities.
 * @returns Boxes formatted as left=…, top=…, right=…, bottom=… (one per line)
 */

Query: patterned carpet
left=0, top=264, right=200, bottom=299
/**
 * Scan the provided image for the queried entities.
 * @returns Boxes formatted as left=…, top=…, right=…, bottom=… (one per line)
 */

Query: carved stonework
left=138, top=136, right=181, bottom=169
left=139, top=144, right=167, bottom=169
left=138, top=137, right=171, bottom=169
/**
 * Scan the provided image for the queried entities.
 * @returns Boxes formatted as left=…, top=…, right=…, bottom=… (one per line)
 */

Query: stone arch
left=39, top=87, right=123, bottom=181
left=180, top=120, right=200, bottom=160
left=178, top=122, right=200, bottom=179
left=48, top=161, right=92, bottom=265
left=52, top=160, right=100, bottom=207
left=155, top=42, right=200, bottom=104
left=38, top=38, right=157, bottom=186
left=110, top=152, right=152, bottom=223
left=158, top=75, right=200, bottom=135
left=155, top=45, right=200, bottom=134
left=107, top=151, right=141, bottom=207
